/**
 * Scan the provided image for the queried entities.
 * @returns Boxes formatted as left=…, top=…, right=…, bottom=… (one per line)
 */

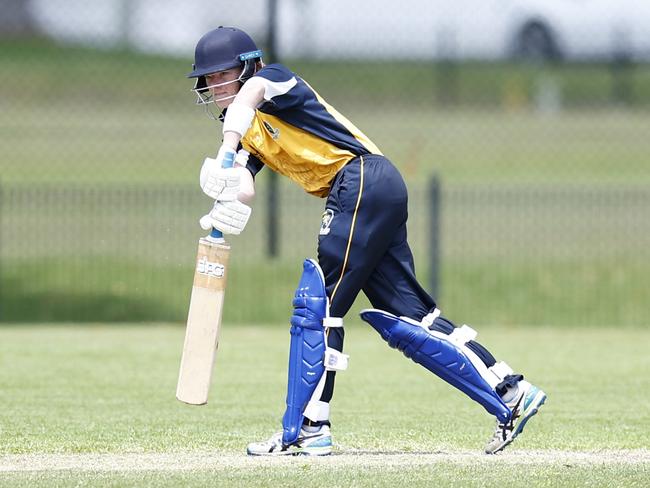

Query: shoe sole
left=247, top=434, right=333, bottom=457
left=489, top=390, right=547, bottom=454
left=247, top=450, right=332, bottom=457
left=247, top=446, right=332, bottom=457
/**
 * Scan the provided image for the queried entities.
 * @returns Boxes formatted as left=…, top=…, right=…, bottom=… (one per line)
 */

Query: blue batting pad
left=360, top=309, right=511, bottom=422
left=282, top=259, right=328, bottom=445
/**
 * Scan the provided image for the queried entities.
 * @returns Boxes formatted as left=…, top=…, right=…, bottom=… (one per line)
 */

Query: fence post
left=266, top=0, right=279, bottom=257
left=435, top=28, right=459, bottom=106
left=117, top=0, right=132, bottom=49
left=429, top=175, right=441, bottom=300
left=0, top=179, right=3, bottom=321
left=610, top=29, right=634, bottom=106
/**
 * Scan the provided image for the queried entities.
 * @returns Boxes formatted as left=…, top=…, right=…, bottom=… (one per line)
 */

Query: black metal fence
left=2, top=179, right=647, bottom=266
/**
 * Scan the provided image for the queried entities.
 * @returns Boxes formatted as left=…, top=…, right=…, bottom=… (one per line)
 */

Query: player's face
left=205, top=68, right=242, bottom=109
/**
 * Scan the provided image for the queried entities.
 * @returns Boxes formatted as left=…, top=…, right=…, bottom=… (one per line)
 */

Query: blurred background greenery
left=1, top=2, right=649, bottom=327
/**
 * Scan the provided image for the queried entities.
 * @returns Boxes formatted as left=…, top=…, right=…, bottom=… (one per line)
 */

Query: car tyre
left=515, top=22, right=561, bottom=62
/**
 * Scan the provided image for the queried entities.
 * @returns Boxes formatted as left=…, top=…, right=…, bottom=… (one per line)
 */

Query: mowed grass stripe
left=1, top=450, right=649, bottom=472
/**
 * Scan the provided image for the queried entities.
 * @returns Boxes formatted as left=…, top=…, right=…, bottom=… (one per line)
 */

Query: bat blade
left=176, top=237, right=230, bottom=405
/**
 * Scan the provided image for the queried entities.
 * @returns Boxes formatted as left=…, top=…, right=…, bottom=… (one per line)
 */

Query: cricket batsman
left=190, top=26, right=547, bottom=455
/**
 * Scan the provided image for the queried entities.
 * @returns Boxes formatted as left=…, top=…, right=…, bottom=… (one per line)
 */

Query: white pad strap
left=324, top=347, right=349, bottom=371
left=488, top=361, right=514, bottom=383
left=448, top=324, right=478, bottom=346
left=420, top=308, right=441, bottom=327
left=303, top=400, right=330, bottom=423
left=323, top=317, right=343, bottom=328
left=222, top=103, right=255, bottom=137
left=303, top=348, right=348, bottom=423
left=303, top=311, right=347, bottom=423
left=304, top=374, right=329, bottom=422
left=323, top=316, right=347, bottom=371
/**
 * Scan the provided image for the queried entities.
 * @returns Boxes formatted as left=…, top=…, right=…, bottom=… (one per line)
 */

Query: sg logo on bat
left=196, top=256, right=225, bottom=278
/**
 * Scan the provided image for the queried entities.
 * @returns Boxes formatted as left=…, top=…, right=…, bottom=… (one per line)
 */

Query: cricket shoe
left=246, top=425, right=332, bottom=456
left=485, top=381, right=547, bottom=454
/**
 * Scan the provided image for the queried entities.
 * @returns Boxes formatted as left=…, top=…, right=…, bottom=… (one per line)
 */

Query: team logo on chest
left=262, top=120, right=280, bottom=140
left=320, top=209, right=335, bottom=236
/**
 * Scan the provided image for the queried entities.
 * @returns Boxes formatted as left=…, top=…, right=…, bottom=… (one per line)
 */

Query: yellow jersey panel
left=241, top=112, right=356, bottom=197
left=240, top=63, right=383, bottom=197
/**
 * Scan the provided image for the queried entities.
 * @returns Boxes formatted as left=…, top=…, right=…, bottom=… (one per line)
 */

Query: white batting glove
left=199, top=145, right=240, bottom=200
left=234, top=149, right=250, bottom=168
left=199, top=199, right=252, bottom=235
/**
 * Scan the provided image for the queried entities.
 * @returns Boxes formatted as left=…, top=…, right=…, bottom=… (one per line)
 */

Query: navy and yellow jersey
left=239, top=64, right=382, bottom=197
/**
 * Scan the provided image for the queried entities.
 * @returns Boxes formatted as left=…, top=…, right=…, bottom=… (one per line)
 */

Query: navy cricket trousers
left=318, top=154, right=436, bottom=320
left=314, top=154, right=437, bottom=408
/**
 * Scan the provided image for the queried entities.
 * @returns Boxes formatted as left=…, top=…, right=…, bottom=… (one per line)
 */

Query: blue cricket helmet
left=188, top=26, right=262, bottom=79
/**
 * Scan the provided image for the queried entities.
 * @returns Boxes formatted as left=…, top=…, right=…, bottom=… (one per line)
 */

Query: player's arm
left=200, top=76, right=265, bottom=202
left=218, top=77, right=266, bottom=206
left=221, top=78, right=266, bottom=204
left=198, top=78, right=267, bottom=234
left=221, top=76, right=266, bottom=151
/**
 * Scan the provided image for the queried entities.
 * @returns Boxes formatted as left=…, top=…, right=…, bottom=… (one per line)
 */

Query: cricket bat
left=176, top=232, right=230, bottom=405
left=176, top=157, right=235, bottom=405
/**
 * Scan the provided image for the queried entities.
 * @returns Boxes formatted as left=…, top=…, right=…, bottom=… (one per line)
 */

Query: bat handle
left=210, top=227, right=224, bottom=239
left=208, top=151, right=235, bottom=241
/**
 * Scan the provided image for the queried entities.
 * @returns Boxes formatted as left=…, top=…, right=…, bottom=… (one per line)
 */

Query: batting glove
left=199, top=199, right=252, bottom=235
left=199, top=145, right=240, bottom=200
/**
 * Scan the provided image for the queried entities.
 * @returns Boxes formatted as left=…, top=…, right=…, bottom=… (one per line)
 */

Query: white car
left=277, top=0, right=650, bottom=61
left=27, top=0, right=650, bottom=62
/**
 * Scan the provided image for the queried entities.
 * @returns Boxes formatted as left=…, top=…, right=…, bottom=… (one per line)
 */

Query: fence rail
left=2, top=180, right=648, bottom=323
left=2, top=181, right=648, bottom=263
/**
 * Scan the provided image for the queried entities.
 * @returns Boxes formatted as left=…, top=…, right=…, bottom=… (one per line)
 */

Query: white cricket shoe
left=246, top=425, right=332, bottom=456
left=485, top=381, right=547, bottom=454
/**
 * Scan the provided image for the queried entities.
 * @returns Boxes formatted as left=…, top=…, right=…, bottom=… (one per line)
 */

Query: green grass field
left=0, top=323, right=649, bottom=486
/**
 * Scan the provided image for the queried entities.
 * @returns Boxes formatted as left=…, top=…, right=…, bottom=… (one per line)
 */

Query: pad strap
left=303, top=400, right=330, bottom=422
left=323, top=317, right=343, bottom=328
left=325, top=347, right=349, bottom=371
left=421, top=308, right=441, bottom=327
left=448, top=324, right=478, bottom=345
